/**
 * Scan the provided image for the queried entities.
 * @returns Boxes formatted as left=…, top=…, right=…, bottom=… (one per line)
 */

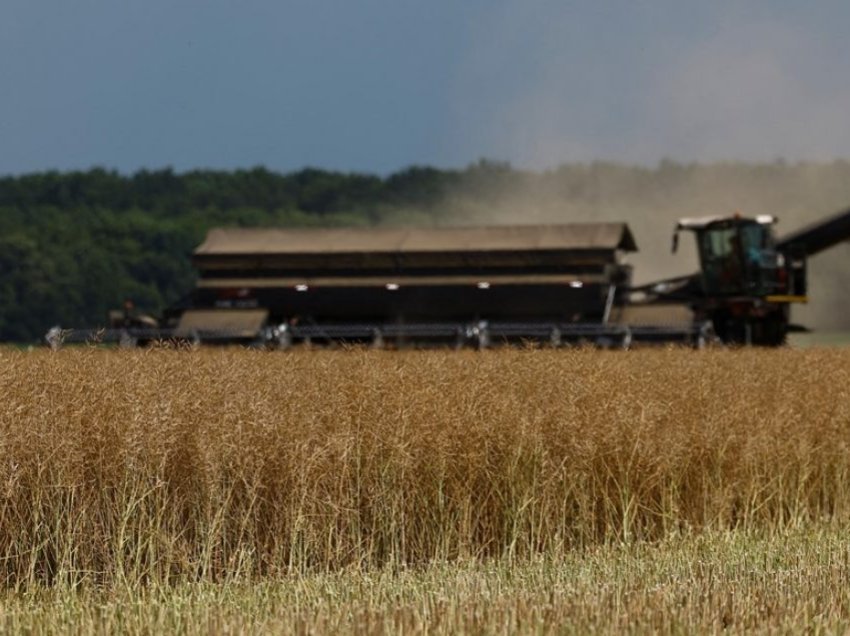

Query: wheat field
left=1, top=347, right=849, bottom=632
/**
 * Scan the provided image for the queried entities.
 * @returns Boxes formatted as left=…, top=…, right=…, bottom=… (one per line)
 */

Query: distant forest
left=3, top=160, right=850, bottom=342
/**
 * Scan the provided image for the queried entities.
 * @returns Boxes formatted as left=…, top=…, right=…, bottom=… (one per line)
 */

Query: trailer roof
left=195, top=223, right=638, bottom=256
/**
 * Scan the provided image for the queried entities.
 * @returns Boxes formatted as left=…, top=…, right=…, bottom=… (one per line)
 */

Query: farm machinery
left=636, top=206, right=850, bottom=345
left=51, top=206, right=850, bottom=349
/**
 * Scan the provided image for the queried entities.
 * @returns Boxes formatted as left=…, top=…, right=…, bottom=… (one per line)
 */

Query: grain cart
left=51, top=206, right=850, bottom=348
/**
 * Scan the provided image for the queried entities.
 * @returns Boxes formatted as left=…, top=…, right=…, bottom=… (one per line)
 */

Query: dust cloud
left=422, top=161, right=850, bottom=331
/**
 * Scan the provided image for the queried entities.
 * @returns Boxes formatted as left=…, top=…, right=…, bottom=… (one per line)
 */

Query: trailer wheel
left=751, top=313, right=788, bottom=347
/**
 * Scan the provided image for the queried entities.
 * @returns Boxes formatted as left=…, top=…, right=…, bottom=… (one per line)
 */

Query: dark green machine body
left=672, top=215, right=810, bottom=345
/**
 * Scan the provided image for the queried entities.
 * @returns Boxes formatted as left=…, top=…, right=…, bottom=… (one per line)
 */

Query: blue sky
left=3, top=1, right=850, bottom=174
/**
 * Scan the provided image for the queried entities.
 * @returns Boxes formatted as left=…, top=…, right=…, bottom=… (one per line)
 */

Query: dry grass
left=3, top=526, right=850, bottom=634
left=0, top=346, right=848, bottom=593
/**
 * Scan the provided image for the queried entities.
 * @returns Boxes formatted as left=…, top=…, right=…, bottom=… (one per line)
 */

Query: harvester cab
left=671, top=214, right=807, bottom=345
left=673, top=214, right=806, bottom=300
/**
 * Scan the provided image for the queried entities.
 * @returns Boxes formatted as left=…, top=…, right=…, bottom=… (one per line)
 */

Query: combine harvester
left=52, top=207, right=850, bottom=349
